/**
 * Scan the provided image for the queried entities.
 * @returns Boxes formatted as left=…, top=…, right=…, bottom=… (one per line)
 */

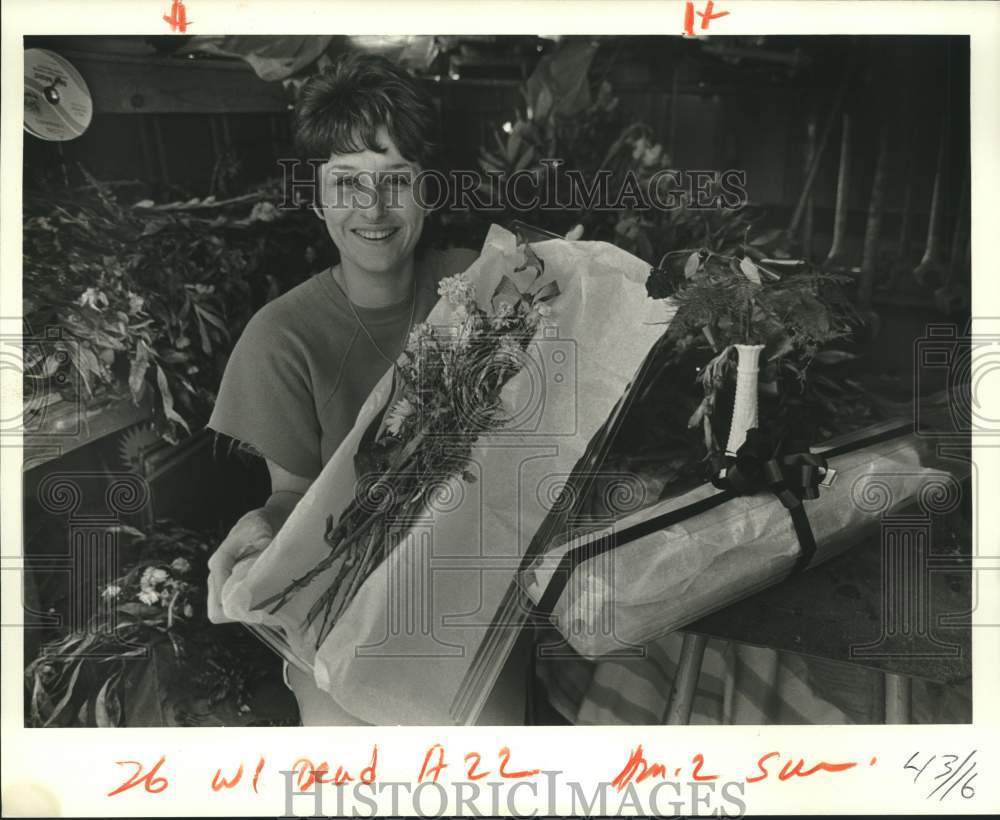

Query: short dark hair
left=293, top=52, right=439, bottom=168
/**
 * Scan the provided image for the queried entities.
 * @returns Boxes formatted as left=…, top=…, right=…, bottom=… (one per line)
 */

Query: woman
left=205, top=52, right=480, bottom=724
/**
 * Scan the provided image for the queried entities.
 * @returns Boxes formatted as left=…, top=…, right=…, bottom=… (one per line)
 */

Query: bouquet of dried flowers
left=255, top=240, right=560, bottom=647
left=646, top=235, right=862, bottom=460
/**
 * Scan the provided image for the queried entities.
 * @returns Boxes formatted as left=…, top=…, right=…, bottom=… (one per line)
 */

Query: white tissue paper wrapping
left=221, top=224, right=672, bottom=723
left=520, top=431, right=955, bottom=659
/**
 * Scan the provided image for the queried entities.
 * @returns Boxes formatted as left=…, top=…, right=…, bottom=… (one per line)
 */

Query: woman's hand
left=206, top=508, right=275, bottom=623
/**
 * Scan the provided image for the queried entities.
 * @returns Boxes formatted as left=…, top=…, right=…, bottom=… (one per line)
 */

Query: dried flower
left=250, top=201, right=279, bottom=223
left=384, top=397, right=415, bottom=436
left=126, top=291, right=145, bottom=315
left=183, top=603, right=194, bottom=618
left=101, top=584, right=121, bottom=600
left=641, top=142, right=664, bottom=168
left=137, top=589, right=159, bottom=606
left=498, top=335, right=522, bottom=360
left=170, top=557, right=191, bottom=574
left=77, top=287, right=109, bottom=311
left=141, top=566, right=169, bottom=587
left=437, top=273, right=476, bottom=308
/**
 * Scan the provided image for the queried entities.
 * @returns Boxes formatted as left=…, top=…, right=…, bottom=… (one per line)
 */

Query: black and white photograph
left=15, top=29, right=977, bottom=731
left=5, top=3, right=1000, bottom=813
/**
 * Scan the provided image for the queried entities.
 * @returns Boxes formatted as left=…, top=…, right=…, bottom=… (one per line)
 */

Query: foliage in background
left=25, top=521, right=288, bottom=727
left=23, top=173, right=328, bottom=442
left=474, top=54, right=879, bottom=483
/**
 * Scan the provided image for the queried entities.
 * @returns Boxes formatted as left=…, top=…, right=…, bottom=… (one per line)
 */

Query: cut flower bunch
left=255, top=238, right=561, bottom=647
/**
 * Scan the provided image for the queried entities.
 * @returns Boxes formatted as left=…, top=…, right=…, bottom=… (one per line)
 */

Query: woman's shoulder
left=236, top=272, right=349, bottom=357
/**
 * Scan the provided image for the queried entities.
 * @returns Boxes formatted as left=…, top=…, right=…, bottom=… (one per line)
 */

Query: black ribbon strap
left=530, top=419, right=915, bottom=622
left=710, top=427, right=830, bottom=573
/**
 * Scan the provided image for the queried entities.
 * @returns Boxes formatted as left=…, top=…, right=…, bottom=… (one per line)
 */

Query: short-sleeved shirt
left=209, top=246, right=479, bottom=479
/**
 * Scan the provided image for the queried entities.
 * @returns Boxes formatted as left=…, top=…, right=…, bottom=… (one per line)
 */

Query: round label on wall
left=24, top=48, right=93, bottom=141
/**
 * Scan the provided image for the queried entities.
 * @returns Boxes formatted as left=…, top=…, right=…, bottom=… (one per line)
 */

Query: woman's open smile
left=350, top=225, right=401, bottom=243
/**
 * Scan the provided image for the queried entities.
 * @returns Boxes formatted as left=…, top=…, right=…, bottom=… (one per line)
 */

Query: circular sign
left=24, top=48, right=93, bottom=141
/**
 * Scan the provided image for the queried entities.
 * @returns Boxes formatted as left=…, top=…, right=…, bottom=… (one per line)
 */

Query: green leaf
left=531, top=280, right=560, bottom=303
left=42, top=660, right=83, bottom=727
left=492, top=275, right=523, bottom=311
left=194, top=310, right=211, bottom=355
left=194, top=304, right=228, bottom=333
left=766, top=334, right=796, bottom=361
left=813, top=349, right=858, bottom=365
left=155, top=365, right=190, bottom=434
left=750, top=228, right=784, bottom=247
left=514, top=145, right=537, bottom=173
left=117, top=602, right=162, bottom=618
left=95, top=673, right=123, bottom=727
left=739, top=257, right=762, bottom=285
left=128, top=340, right=151, bottom=401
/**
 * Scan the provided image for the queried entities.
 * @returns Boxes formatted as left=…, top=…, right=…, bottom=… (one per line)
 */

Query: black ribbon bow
left=709, top=427, right=831, bottom=573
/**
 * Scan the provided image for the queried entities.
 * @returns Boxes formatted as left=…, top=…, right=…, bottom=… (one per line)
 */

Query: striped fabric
left=536, top=632, right=971, bottom=725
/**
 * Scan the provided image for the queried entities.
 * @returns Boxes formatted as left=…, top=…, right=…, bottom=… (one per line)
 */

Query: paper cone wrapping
left=522, top=432, right=954, bottom=658
left=221, top=224, right=673, bottom=723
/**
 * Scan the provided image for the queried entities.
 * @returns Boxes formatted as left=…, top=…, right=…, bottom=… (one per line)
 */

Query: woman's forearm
left=260, top=490, right=304, bottom=533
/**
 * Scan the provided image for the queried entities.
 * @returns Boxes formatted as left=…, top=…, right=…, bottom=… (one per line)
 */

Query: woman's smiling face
left=317, top=126, right=425, bottom=277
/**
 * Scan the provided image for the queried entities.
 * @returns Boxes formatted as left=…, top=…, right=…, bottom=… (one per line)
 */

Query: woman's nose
left=354, top=173, right=387, bottom=218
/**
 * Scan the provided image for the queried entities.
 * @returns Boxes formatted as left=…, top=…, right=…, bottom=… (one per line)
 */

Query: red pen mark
left=464, top=752, right=491, bottom=781
left=691, top=753, right=720, bottom=781
left=292, top=759, right=333, bottom=791
left=107, top=756, right=169, bottom=797
left=417, top=744, right=448, bottom=783
left=292, top=748, right=376, bottom=790
left=611, top=745, right=668, bottom=792
left=683, top=0, right=729, bottom=36
left=211, top=763, right=244, bottom=792
left=870, top=757, right=877, bottom=766
left=746, top=752, right=859, bottom=783
left=163, top=0, right=192, bottom=33
left=252, top=756, right=266, bottom=793
left=497, top=747, right=541, bottom=779
left=359, top=745, right=378, bottom=785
